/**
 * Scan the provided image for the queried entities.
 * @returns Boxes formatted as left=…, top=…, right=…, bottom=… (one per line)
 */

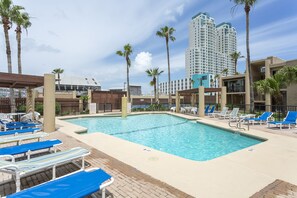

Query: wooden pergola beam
left=0, top=72, right=44, bottom=88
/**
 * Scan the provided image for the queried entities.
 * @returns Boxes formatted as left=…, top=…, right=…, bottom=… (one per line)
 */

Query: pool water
left=66, top=114, right=263, bottom=161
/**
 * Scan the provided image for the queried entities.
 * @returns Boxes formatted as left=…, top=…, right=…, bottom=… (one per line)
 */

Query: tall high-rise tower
left=185, top=12, right=237, bottom=78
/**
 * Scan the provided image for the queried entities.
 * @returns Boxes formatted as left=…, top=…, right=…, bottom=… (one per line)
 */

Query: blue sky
left=1, top=0, right=296, bottom=94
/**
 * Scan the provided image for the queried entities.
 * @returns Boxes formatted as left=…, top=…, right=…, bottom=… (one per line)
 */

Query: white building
left=159, top=78, right=192, bottom=95
left=185, top=12, right=237, bottom=78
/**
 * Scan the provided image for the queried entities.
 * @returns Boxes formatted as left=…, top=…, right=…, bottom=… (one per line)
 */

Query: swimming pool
left=66, top=114, right=263, bottom=161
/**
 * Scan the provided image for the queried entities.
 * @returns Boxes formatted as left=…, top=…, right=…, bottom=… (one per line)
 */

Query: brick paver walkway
left=0, top=131, right=193, bottom=198
left=251, top=180, right=297, bottom=198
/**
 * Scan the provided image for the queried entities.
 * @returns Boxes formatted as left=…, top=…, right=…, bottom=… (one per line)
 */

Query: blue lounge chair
left=0, top=147, right=90, bottom=192
left=268, top=111, right=297, bottom=129
left=2, top=121, right=41, bottom=131
left=246, top=112, right=273, bottom=125
left=0, top=139, right=62, bottom=159
left=0, top=128, right=41, bottom=136
left=5, top=168, right=114, bottom=198
left=204, top=105, right=210, bottom=114
left=206, top=105, right=215, bottom=115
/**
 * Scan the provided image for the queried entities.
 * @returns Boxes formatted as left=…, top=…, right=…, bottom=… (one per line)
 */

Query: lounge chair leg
left=16, top=173, right=21, bottom=192
left=82, top=156, right=85, bottom=169
left=52, top=165, right=56, bottom=179
left=102, top=188, right=106, bottom=198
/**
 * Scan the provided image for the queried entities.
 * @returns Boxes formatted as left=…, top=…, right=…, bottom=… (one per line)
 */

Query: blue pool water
left=66, top=114, right=263, bottom=161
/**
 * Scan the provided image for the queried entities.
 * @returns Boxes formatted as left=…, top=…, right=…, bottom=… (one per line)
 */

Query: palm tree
left=0, top=0, right=24, bottom=112
left=277, top=66, right=297, bottom=85
left=254, top=73, right=285, bottom=105
left=231, top=0, right=257, bottom=112
left=156, top=26, right=176, bottom=107
left=146, top=68, right=164, bottom=103
left=116, top=44, right=133, bottom=102
left=221, top=68, right=229, bottom=77
left=0, top=0, right=24, bottom=73
left=52, top=68, right=64, bottom=91
left=230, top=51, right=244, bottom=74
left=12, top=11, right=31, bottom=74
left=254, top=66, right=297, bottom=105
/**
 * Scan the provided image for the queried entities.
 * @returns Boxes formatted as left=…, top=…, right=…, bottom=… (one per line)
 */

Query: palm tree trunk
left=245, top=5, right=254, bottom=113
left=4, top=22, right=15, bottom=113
left=126, top=63, right=130, bottom=102
left=58, top=73, right=61, bottom=91
left=166, top=38, right=171, bottom=107
left=4, top=24, right=12, bottom=73
left=153, top=78, right=157, bottom=103
left=17, top=29, right=22, bottom=74
left=235, top=60, right=237, bottom=74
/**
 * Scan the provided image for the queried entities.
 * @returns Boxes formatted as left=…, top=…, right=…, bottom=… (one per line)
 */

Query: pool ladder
left=228, top=117, right=249, bottom=131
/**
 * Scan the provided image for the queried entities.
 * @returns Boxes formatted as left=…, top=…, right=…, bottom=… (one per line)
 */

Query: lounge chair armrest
left=0, top=155, right=15, bottom=162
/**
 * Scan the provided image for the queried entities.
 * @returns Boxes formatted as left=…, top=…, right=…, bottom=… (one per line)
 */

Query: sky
left=1, top=0, right=297, bottom=94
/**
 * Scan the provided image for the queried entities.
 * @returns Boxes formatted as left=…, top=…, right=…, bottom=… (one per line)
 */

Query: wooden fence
left=0, top=98, right=80, bottom=115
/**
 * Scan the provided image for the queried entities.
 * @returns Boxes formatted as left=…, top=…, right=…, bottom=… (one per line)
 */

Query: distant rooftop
left=58, top=75, right=100, bottom=87
left=216, top=22, right=233, bottom=28
left=192, top=12, right=211, bottom=20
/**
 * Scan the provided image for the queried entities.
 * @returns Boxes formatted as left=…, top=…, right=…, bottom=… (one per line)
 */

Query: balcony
left=226, top=85, right=245, bottom=93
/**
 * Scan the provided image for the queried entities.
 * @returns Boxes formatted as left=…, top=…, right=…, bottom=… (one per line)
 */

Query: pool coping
left=56, top=112, right=297, bottom=198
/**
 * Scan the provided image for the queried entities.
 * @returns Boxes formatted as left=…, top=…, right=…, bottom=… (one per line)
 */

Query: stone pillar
left=87, top=89, right=92, bottom=111
left=191, top=94, right=194, bottom=107
left=198, top=86, right=205, bottom=117
left=79, top=99, right=83, bottom=112
left=122, top=96, right=127, bottom=118
left=72, top=90, right=77, bottom=99
left=221, top=86, right=227, bottom=109
left=26, top=88, right=34, bottom=114
left=176, top=91, right=180, bottom=113
left=245, top=60, right=251, bottom=112
left=265, top=59, right=271, bottom=112
left=43, top=74, right=56, bottom=132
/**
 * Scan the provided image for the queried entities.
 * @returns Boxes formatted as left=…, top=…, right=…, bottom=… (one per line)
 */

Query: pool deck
left=56, top=112, right=297, bottom=198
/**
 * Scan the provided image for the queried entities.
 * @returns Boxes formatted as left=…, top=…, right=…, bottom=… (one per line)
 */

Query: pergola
left=175, top=86, right=227, bottom=117
left=0, top=72, right=56, bottom=132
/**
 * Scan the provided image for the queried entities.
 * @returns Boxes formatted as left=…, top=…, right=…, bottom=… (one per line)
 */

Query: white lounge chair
left=209, top=107, right=229, bottom=118
left=0, top=132, right=48, bottom=145
left=224, top=108, right=240, bottom=120
left=191, top=107, right=198, bottom=114
left=0, top=147, right=90, bottom=192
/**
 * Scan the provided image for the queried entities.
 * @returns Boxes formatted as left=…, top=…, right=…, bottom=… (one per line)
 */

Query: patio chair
left=224, top=108, right=240, bottom=120
left=205, top=105, right=215, bottom=116
left=5, top=168, right=114, bottom=198
left=191, top=107, right=198, bottom=114
left=246, top=112, right=273, bottom=125
left=1, top=120, right=41, bottom=131
left=209, top=107, right=228, bottom=118
left=0, top=139, right=62, bottom=159
left=204, top=105, right=210, bottom=114
left=0, top=128, right=41, bottom=136
left=0, top=132, right=48, bottom=145
left=268, top=111, right=297, bottom=129
left=0, top=147, right=90, bottom=192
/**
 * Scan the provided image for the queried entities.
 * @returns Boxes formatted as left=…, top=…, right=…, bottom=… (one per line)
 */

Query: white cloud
left=133, top=52, right=152, bottom=74
left=176, top=4, right=184, bottom=16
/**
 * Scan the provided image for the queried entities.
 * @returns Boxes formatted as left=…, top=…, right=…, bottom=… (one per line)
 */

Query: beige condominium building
left=221, top=56, right=297, bottom=110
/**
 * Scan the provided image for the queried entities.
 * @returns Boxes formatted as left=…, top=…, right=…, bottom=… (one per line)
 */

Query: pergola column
left=43, top=74, right=56, bottom=132
left=176, top=91, right=180, bottom=113
left=221, top=86, right=226, bottom=109
left=122, top=96, right=127, bottom=118
left=26, top=87, right=35, bottom=118
left=198, top=86, right=205, bottom=117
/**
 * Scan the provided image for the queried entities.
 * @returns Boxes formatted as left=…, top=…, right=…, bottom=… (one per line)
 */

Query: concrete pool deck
left=57, top=112, right=297, bottom=198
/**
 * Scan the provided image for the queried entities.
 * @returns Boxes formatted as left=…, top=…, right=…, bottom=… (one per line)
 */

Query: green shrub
left=17, top=104, right=26, bottom=112
left=35, top=102, right=61, bottom=116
